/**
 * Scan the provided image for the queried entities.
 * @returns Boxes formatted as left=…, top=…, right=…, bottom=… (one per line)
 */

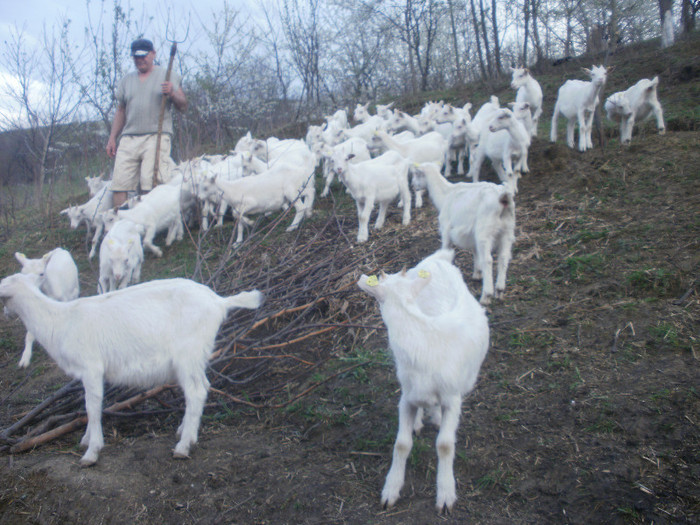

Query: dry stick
left=1, top=379, right=80, bottom=440
left=210, top=361, right=369, bottom=410
left=10, top=385, right=173, bottom=454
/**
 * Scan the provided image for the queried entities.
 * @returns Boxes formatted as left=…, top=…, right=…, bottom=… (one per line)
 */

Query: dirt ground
left=1, top=48, right=699, bottom=524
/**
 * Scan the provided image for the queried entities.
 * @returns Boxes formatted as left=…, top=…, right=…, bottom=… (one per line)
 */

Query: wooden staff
left=153, top=42, right=177, bottom=189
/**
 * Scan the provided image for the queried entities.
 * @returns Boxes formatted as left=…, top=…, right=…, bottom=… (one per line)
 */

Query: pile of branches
left=0, top=201, right=420, bottom=455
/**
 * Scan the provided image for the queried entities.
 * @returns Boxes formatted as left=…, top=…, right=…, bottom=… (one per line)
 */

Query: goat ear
left=606, top=66, right=615, bottom=73
left=14, top=252, right=27, bottom=265
left=409, top=270, right=432, bottom=297
left=582, top=67, right=592, bottom=75
left=357, top=274, right=386, bottom=302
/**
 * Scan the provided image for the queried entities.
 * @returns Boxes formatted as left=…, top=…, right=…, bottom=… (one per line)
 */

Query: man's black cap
left=131, top=38, right=154, bottom=57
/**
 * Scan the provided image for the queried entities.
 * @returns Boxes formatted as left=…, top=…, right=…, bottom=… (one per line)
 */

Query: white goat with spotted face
left=604, top=77, right=665, bottom=145
left=358, top=249, right=490, bottom=513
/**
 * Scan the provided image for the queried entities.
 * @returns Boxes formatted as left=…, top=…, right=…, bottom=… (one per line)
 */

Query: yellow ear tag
left=366, top=275, right=379, bottom=287
left=418, top=270, right=430, bottom=279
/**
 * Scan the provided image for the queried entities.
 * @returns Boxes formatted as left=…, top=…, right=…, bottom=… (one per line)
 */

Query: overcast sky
left=1, top=0, right=257, bottom=51
left=0, top=0, right=261, bottom=127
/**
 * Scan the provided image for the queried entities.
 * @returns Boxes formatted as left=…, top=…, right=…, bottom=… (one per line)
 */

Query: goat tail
left=224, top=290, right=264, bottom=311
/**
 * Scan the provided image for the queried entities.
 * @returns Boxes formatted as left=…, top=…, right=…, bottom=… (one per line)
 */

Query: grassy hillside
left=0, top=35, right=698, bottom=524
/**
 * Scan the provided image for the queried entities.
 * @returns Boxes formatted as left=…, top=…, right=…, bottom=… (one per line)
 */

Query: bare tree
left=0, top=23, right=83, bottom=205
left=447, top=0, right=464, bottom=84
left=64, top=0, right=137, bottom=134
left=680, top=0, right=698, bottom=33
left=280, top=0, right=323, bottom=112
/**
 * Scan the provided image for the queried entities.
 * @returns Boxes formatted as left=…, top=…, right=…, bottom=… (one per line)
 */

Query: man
left=106, top=38, right=188, bottom=209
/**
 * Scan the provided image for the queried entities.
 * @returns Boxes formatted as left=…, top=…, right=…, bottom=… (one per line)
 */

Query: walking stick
left=153, top=42, right=177, bottom=189
left=152, top=20, right=189, bottom=189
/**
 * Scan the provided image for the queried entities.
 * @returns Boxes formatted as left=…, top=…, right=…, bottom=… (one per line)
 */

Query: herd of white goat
left=0, top=66, right=666, bottom=511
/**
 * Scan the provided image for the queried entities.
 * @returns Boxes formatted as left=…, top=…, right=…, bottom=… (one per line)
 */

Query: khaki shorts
left=111, top=134, right=173, bottom=192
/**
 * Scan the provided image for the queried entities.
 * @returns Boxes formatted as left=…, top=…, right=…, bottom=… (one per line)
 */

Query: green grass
left=564, top=253, right=606, bottom=281
left=627, top=268, right=681, bottom=297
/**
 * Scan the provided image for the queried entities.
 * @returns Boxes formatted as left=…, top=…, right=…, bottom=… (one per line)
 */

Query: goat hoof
left=79, top=456, right=97, bottom=467
left=172, top=450, right=190, bottom=460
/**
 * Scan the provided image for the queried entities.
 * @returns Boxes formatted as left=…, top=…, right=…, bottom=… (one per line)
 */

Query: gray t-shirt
left=116, top=65, right=181, bottom=137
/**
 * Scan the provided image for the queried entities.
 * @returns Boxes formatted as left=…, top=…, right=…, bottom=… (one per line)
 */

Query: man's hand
left=161, top=81, right=174, bottom=97
left=106, top=137, right=117, bottom=158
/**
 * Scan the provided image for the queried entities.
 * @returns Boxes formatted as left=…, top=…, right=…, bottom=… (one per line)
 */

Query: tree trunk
left=523, top=0, right=530, bottom=65
left=491, top=0, right=502, bottom=74
left=447, top=0, right=463, bottom=83
left=405, top=2, right=417, bottom=93
left=478, top=0, right=493, bottom=76
left=659, top=0, right=675, bottom=48
left=531, top=0, right=544, bottom=64
left=469, top=0, right=488, bottom=79
left=680, top=0, right=696, bottom=33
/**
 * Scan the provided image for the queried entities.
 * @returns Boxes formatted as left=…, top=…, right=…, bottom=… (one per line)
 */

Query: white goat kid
left=85, top=173, right=109, bottom=197
left=604, top=77, right=665, bottom=145
left=316, top=137, right=371, bottom=197
left=510, top=67, right=543, bottom=137
left=330, top=151, right=411, bottom=243
left=117, top=184, right=184, bottom=257
left=97, top=220, right=144, bottom=294
left=60, top=183, right=113, bottom=230
left=467, top=106, right=531, bottom=193
left=0, top=273, right=263, bottom=466
left=12, top=249, right=79, bottom=368
left=550, top=65, right=611, bottom=151
left=413, top=163, right=516, bottom=305
left=357, top=249, right=490, bottom=512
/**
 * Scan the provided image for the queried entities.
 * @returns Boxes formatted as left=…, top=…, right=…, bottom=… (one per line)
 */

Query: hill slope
left=0, top=36, right=698, bottom=524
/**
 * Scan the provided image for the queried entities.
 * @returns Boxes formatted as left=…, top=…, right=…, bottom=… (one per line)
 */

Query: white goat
left=0, top=273, right=263, bottom=465
left=467, top=105, right=532, bottom=193
left=315, top=137, right=371, bottom=197
left=339, top=116, right=387, bottom=144
left=12, top=249, right=79, bottom=368
left=213, top=160, right=316, bottom=244
left=604, top=77, right=665, bottom=145
left=412, top=163, right=515, bottom=305
left=551, top=65, right=611, bottom=151
left=330, top=151, right=411, bottom=243
left=357, top=249, right=490, bottom=512
left=510, top=67, right=543, bottom=137
left=117, top=184, right=184, bottom=257
left=60, top=183, right=113, bottom=230
left=97, top=220, right=144, bottom=294
left=325, top=109, right=349, bottom=130
left=370, top=130, right=448, bottom=208
left=387, top=110, right=422, bottom=135
left=376, top=102, right=395, bottom=121
left=85, top=173, right=109, bottom=197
